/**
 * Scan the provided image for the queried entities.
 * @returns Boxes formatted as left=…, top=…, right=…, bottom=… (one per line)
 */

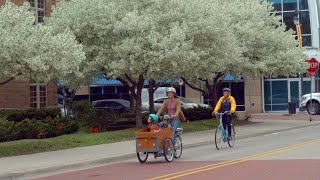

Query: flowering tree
left=181, top=0, right=308, bottom=106
left=0, top=2, right=85, bottom=86
left=48, top=0, right=236, bottom=127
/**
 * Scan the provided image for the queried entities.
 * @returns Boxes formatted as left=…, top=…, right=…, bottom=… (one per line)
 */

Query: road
left=36, top=125, right=320, bottom=180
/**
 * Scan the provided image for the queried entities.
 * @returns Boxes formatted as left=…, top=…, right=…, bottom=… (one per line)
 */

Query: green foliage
left=182, top=106, right=214, bottom=121
left=0, top=118, right=79, bottom=142
left=4, top=108, right=61, bottom=122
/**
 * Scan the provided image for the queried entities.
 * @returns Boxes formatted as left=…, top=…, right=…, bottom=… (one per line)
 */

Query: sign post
left=306, top=58, right=319, bottom=121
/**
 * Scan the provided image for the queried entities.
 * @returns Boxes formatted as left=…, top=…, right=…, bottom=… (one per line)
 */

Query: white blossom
left=0, top=2, right=85, bottom=83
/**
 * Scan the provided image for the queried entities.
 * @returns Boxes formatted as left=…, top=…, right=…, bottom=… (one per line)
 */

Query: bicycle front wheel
left=215, top=126, right=223, bottom=150
left=174, top=135, right=183, bottom=159
left=228, top=125, right=235, bottom=148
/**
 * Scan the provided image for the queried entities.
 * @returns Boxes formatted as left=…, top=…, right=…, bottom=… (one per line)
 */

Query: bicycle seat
left=176, top=128, right=183, bottom=133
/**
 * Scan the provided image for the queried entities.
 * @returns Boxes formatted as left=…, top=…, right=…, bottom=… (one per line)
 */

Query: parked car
left=300, top=93, right=320, bottom=115
left=142, top=97, right=210, bottom=112
left=92, top=99, right=130, bottom=113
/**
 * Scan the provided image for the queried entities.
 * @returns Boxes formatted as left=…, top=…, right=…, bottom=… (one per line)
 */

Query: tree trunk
left=129, top=85, right=136, bottom=113
left=61, top=86, right=68, bottom=118
left=117, top=77, right=136, bottom=114
left=135, top=74, right=144, bottom=128
left=209, top=77, right=223, bottom=107
left=148, top=80, right=156, bottom=113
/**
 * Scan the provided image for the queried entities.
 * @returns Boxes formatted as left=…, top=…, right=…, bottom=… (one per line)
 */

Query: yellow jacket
left=214, top=95, right=236, bottom=113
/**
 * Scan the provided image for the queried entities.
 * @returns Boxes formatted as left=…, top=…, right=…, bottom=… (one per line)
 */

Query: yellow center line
left=148, top=139, right=320, bottom=180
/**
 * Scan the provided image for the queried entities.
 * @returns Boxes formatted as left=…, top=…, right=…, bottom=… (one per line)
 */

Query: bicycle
left=174, top=127, right=183, bottom=158
left=214, top=111, right=236, bottom=150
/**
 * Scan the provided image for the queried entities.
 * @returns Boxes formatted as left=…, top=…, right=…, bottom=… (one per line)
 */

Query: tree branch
left=116, top=77, right=129, bottom=87
left=124, top=74, right=137, bottom=86
left=180, top=77, right=206, bottom=94
left=0, top=77, right=14, bottom=86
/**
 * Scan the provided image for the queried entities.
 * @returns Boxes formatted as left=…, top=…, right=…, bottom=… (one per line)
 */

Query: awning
left=223, top=74, right=242, bottom=81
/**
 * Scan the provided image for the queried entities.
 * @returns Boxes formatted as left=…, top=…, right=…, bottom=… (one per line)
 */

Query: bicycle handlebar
left=215, top=111, right=230, bottom=116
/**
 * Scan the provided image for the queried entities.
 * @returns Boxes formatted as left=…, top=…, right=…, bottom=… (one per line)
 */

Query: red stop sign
left=306, top=58, right=319, bottom=74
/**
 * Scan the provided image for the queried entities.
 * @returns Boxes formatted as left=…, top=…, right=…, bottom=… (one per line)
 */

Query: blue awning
left=224, top=74, right=242, bottom=81
left=91, top=76, right=178, bottom=86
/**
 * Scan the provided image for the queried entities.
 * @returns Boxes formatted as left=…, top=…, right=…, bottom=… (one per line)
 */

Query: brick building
left=0, top=0, right=59, bottom=109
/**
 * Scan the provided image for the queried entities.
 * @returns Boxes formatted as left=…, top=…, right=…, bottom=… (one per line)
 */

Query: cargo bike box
left=135, top=128, right=175, bottom=163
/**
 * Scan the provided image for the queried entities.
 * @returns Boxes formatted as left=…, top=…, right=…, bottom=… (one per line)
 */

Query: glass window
left=283, top=12, right=295, bottom=31
left=38, top=0, right=45, bottom=9
left=283, top=0, right=297, bottom=11
left=30, top=85, right=47, bottom=108
left=103, top=86, right=115, bottom=94
left=271, top=81, right=288, bottom=104
left=300, top=11, right=311, bottom=34
left=264, top=81, right=272, bottom=104
left=302, top=81, right=311, bottom=95
left=117, top=86, right=129, bottom=93
left=30, top=86, right=37, bottom=108
left=236, top=106, right=245, bottom=111
left=28, top=0, right=35, bottom=7
left=299, top=0, right=308, bottom=10
left=90, top=87, right=102, bottom=95
left=265, top=105, right=272, bottom=111
left=38, top=11, right=45, bottom=23
left=302, top=35, right=312, bottom=47
left=268, top=0, right=282, bottom=11
left=272, top=104, right=288, bottom=110
left=231, top=82, right=245, bottom=106
left=39, top=86, right=47, bottom=107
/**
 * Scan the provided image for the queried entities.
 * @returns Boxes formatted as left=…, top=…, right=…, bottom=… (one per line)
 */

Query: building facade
left=262, top=0, right=320, bottom=112
left=0, top=0, right=59, bottom=109
left=187, top=0, right=320, bottom=113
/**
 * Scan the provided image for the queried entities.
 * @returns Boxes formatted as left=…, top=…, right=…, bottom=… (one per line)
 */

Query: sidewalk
left=1, top=117, right=320, bottom=180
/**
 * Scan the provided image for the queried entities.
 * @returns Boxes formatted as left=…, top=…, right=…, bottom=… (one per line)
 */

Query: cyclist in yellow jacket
left=212, top=88, right=236, bottom=139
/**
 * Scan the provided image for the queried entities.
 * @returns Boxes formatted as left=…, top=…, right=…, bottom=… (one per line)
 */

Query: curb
left=1, top=122, right=320, bottom=180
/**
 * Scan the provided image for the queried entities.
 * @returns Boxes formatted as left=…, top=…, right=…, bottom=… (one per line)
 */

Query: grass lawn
left=0, top=119, right=250, bottom=158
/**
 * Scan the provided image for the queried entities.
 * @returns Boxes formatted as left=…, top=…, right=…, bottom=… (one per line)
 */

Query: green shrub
left=0, top=121, right=19, bottom=142
left=88, top=109, right=117, bottom=132
left=182, top=106, right=214, bottom=121
left=0, top=117, right=79, bottom=142
left=5, top=108, right=61, bottom=122
left=71, top=100, right=95, bottom=121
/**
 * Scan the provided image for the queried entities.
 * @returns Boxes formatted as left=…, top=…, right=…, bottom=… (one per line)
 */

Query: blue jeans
left=169, top=119, right=181, bottom=143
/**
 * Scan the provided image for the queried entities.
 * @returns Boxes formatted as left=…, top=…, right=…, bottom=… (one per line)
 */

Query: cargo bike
left=136, top=127, right=183, bottom=163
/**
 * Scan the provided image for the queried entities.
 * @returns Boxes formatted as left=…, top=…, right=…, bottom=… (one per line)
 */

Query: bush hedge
left=1, top=108, right=61, bottom=122
left=0, top=117, right=79, bottom=142
left=182, top=106, right=214, bottom=121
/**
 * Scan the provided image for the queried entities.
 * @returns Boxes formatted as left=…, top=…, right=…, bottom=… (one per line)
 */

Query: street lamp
left=294, top=9, right=302, bottom=48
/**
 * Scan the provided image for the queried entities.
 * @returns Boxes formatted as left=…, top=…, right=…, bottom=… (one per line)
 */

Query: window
left=90, top=87, right=102, bottom=95
left=283, top=0, right=297, bottom=11
left=117, top=86, right=129, bottom=94
left=28, top=0, right=45, bottom=24
left=268, top=0, right=282, bottom=11
left=270, top=0, right=311, bottom=47
left=30, top=84, right=47, bottom=108
left=103, top=86, right=115, bottom=94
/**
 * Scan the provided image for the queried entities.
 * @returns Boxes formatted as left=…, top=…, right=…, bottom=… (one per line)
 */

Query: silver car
left=142, top=97, right=210, bottom=112
left=92, top=99, right=130, bottom=113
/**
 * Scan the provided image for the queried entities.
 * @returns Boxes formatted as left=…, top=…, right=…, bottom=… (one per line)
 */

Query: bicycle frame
left=215, top=112, right=229, bottom=141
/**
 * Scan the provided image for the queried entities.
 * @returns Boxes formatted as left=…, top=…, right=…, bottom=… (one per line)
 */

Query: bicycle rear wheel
left=215, top=126, right=223, bottom=150
left=228, top=125, right=235, bottom=147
